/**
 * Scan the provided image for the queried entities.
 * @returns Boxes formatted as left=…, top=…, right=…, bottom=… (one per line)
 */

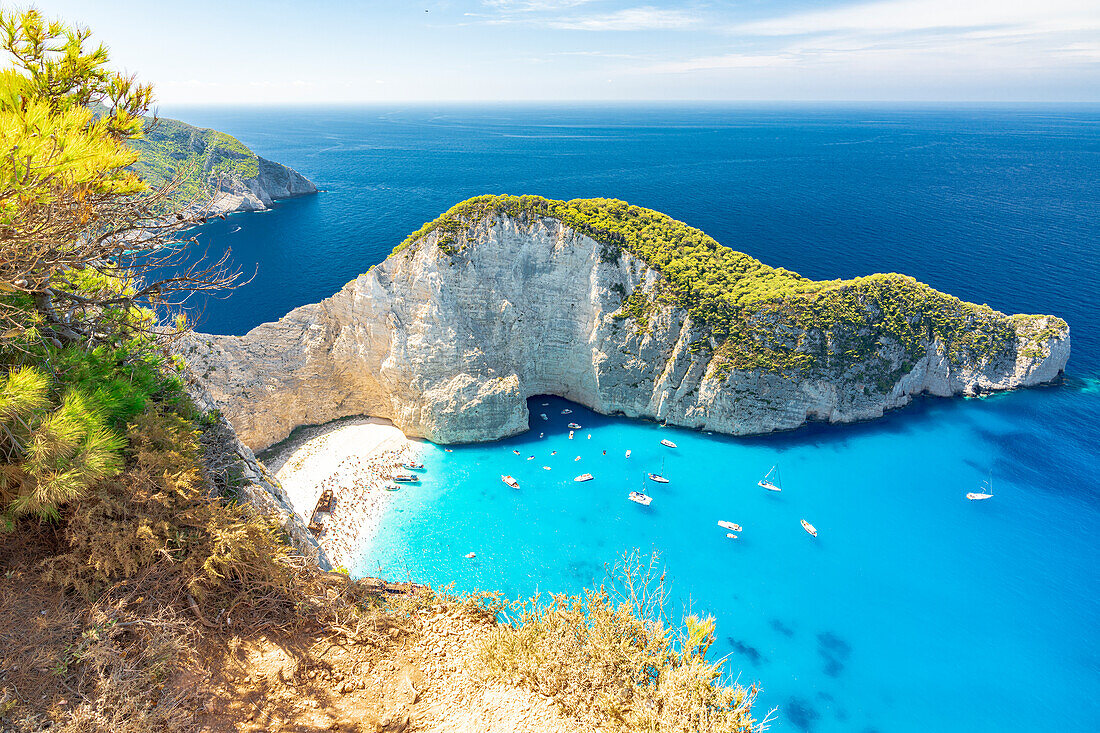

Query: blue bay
left=171, top=105, right=1100, bottom=733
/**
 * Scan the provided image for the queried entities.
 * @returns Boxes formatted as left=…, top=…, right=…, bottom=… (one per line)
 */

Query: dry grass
left=476, top=550, right=773, bottom=733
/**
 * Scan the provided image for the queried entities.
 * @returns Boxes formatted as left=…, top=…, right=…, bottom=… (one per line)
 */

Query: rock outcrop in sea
left=185, top=196, right=1070, bottom=451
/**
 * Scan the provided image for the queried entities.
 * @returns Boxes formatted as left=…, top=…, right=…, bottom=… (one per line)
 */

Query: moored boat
left=628, top=491, right=653, bottom=506
left=718, top=520, right=742, bottom=532
left=569, top=430, right=574, bottom=439
left=574, top=473, right=594, bottom=482
left=402, top=461, right=424, bottom=470
left=383, top=482, right=400, bottom=492
left=648, top=473, right=669, bottom=483
left=759, top=464, right=782, bottom=492
left=392, top=473, right=419, bottom=482
left=568, top=422, right=582, bottom=429
left=625, top=450, right=631, bottom=458
left=801, top=519, right=817, bottom=537
left=501, top=474, right=519, bottom=489
left=561, top=409, right=572, bottom=415
left=967, top=472, right=994, bottom=501
left=660, top=439, right=677, bottom=448
left=726, top=533, right=737, bottom=539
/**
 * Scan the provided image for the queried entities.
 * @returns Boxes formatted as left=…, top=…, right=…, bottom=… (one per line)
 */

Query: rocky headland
left=130, top=115, right=317, bottom=214
left=186, top=195, right=1070, bottom=452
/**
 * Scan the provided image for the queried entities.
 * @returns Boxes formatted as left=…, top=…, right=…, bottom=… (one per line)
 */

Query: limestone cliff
left=185, top=196, right=1070, bottom=451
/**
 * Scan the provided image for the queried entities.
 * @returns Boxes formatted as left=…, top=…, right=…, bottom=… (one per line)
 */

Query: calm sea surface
left=169, top=105, right=1099, bottom=733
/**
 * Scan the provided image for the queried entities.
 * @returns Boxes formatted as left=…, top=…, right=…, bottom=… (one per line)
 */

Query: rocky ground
left=0, top=532, right=583, bottom=733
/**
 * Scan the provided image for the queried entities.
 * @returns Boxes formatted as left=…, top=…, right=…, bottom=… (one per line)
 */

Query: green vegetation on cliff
left=399, top=195, right=1066, bottom=386
left=129, top=116, right=261, bottom=205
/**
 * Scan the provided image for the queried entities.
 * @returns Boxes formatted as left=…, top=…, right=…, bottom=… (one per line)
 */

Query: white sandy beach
left=261, top=417, right=413, bottom=568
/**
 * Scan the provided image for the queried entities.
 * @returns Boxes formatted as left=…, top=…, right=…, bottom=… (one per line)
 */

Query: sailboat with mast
left=758, top=464, right=782, bottom=492
left=966, top=472, right=994, bottom=501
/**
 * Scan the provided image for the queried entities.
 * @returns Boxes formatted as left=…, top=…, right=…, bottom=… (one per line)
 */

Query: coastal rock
left=207, top=155, right=317, bottom=214
left=130, top=114, right=318, bottom=216
left=185, top=211, right=1070, bottom=451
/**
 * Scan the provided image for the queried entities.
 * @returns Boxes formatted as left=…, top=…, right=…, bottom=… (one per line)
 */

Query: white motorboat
left=569, top=430, right=574, bottom=439
left=718, top=520, right=742, bottom=532
left=383, top=482, right=400, bottom=492
left=625, top=450, right=631, bottom=458
left=801, top=519, right=818, bottom=537
left=568, top=422, right=582, bottom=429
left=574, top=473, right=594, bottom=482
left=401, top=461, right=424, bottom=470
left=660, top=439, right=677, bottom=448
left=392, top=473, right=419, bottom=483
left=561, top=409, right=572, bottom=415
left=502, top=475, right=519, bottom=489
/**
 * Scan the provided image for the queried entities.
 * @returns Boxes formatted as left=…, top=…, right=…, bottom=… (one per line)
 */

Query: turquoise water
left=163, top=105, right=1100, bottom=732
left=360, top=390, right=1099, bottom=732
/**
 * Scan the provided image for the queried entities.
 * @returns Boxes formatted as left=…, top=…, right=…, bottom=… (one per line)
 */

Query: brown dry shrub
left=42, top=407, right=294, bottom=609
left=476, top=551, right=769, bottom=732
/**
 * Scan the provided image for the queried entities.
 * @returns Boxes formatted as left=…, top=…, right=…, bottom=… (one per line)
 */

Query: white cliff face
left=207, top=156, right=317, bottom=214
left=185, top=215, right=1070, bottom=452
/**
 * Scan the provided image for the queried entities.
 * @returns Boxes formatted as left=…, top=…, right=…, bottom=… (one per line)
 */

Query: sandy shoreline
left=260, top=417, right=414, bottom=569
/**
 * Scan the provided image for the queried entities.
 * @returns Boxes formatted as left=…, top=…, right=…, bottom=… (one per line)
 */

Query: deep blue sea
left=168, top=105, right=1099, bottom=733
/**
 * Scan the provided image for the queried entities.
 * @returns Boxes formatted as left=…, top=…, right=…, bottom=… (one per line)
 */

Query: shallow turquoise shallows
left=355, top=388, right=1099, bottom=733
left=168, top=105, right=1100, bottom=732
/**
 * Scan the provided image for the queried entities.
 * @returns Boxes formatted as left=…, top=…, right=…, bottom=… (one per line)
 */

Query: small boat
left=392, top=473, right=419, bottom=483
left=574, top=473, right=594, bottom=482
left=527, top=455, right=535, bottom=460
left=718, top=520, right=742, bottom=532
left=801, top=519, right=817, bottom=537
left=625, top=450, right=631, bottom=458
left=569, top=431, right=574, bottom=439
left=648, top=473, right=669, bottom=483
left=628, top=491, right=653, bottom=506
left=444, top=448, right=454, bottom=452
left=587, top=434, right=591, bottom=440
left=561, top=409, right=572, bottom=415
left=568, top=422, right=582, bottom=429
left=464, top=552, right=476, bottom=559
left=726, top=533, right=737, bottom=539
left=542, top=466, right=551, bottom=470
left=967, top=472, right=994, bottom=501
left=660, top=439, right=677, bottom=448
left=513, top=449, right=521, bottom=455
left=574, top=456, right=582, bottom=461
left=540, top=413, right=548, bottom=421
left=502, top=475, right=519, bottom=489
left=539, top=432, right=544, bottom=438
left=402, top=461, right=424, bottom=470
left=383, top=482, right=400, bottom=492
left=758, top=464, right=782, bottom=492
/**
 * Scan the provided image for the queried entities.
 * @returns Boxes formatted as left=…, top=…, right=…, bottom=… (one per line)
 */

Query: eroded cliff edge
left=185, top=196, right=1069, bottom=451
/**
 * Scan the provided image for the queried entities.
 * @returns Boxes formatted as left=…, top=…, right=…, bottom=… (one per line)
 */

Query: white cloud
left=728, top=0, right=1100, bottom=36
left=544, top=7, right=699, bottom=31
left=648, top=53, right=797, bottom=73
left=481, top=0, right=598, bottom=10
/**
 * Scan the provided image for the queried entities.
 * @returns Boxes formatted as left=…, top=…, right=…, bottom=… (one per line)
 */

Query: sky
left=22, top=0, right=1100, bottom=104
